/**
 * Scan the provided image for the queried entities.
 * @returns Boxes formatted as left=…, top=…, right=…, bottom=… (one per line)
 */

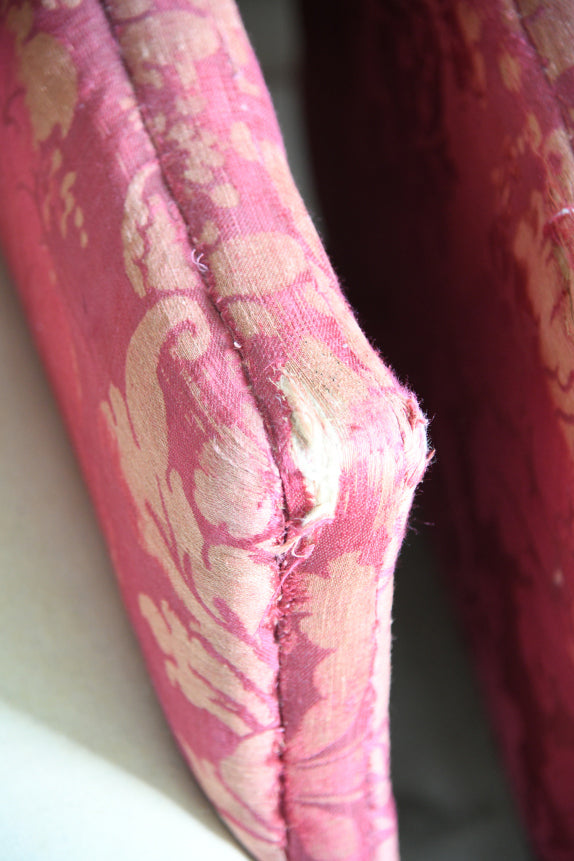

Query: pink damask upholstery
left=0, top=2, right=428, bottom=858
left=303, top=1, right=574, bottom=858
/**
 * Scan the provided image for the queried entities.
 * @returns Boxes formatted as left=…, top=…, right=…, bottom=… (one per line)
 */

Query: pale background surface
left=0, top=1, right=532, bottom=858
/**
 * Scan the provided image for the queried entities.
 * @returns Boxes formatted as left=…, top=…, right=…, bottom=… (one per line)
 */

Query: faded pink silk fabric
left=0, top=2, right=428, bottom=859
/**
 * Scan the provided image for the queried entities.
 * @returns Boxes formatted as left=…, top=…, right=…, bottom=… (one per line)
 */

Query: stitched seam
left=97, top=1, right=291, bottom=850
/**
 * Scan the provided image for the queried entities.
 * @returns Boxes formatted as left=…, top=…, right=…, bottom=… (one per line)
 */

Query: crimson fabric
left=303, top=1, right=574, bottom=859
left=0, top=1, right=428, bottom=859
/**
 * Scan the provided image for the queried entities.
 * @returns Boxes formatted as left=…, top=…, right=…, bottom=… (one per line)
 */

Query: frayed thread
left=191, top=248, right=208, bottom=273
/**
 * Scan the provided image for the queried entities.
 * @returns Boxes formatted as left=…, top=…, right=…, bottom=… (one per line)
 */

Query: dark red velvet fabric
left=303, top=1, right=574, bottom=858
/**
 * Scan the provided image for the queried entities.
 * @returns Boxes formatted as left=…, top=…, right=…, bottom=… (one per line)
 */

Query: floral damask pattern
left=303, top=0, right=574, bottom=857
left=0, top=2, right=428, bottom=858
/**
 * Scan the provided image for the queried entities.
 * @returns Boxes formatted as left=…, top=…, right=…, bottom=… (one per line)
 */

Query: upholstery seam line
left=97, top=1, right=291, bottom=851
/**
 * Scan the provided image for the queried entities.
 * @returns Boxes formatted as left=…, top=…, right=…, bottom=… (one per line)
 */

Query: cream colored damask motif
left=99, top=299, right=278, bottom=723
left=112, top=0, right=257, bottom=203
left=41, top=0, right=84, bottom=8
left=122, top=164, right=198, bottom=296
left=7, top=3, right=77, bottom=143
left=293, top=552, right=378, bottom=761
left=100, top=163, right=286, bottom=855
left=453, top=1, right=574, bottom=471
left=505, top=124, right=574, bottom=460
left=35, top=149, right=87, bottom=246
left=119, top=10, right=219, bottom=89
left=454, top=2, right=487, bottom=97
left=210, top=232, right=307, bottom=296
left=7, top=2, right=89, bottom=247
left=514, top=0, right=574, bottom=83
left=180, top=737, right=284, bottom=861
